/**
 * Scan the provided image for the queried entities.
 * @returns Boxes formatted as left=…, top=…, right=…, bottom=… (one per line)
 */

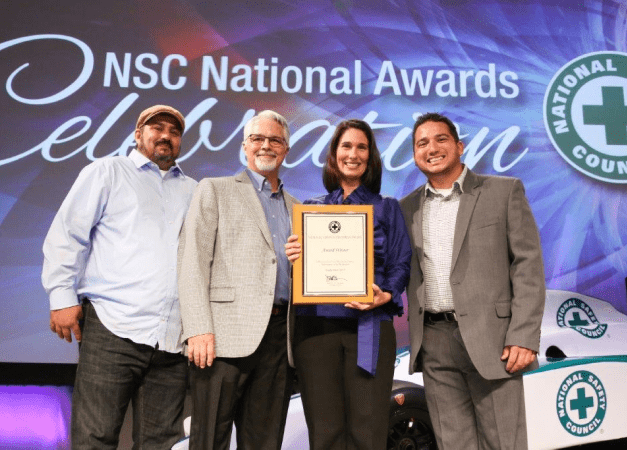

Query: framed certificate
left=292, top=204, right=374, bottom=304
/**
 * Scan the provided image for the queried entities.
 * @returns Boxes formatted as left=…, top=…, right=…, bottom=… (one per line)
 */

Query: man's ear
left=134, top=128, right=142, bottom=147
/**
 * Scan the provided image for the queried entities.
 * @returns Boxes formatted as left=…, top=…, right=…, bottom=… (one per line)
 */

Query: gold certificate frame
left=292, top=204, right=374, bottom=304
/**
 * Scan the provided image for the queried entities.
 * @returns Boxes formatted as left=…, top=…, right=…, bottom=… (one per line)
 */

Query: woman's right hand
left=285, top=234, right=301, bottom=263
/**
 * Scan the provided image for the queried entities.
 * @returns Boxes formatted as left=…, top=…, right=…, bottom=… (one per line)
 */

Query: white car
left=524, top=290, right=627, bottom=450
left=173, top=290, right=627, bottom=450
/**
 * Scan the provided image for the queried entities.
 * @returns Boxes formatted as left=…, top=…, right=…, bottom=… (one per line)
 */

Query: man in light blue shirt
left=42, top=104, right=198, bottom=449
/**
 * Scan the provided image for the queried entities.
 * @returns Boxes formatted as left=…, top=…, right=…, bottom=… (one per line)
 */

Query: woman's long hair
left=322, top=119, right=382, bottom=194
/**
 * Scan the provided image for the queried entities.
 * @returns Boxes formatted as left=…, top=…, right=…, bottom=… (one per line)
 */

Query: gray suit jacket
left=400, top=169, right=545, bottom=380
left=177, top=171, right=299, bottom=365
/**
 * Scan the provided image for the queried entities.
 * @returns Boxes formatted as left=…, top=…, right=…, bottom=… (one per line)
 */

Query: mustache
left=256, top=151, right=277, bottom=157
left=155, top=139, right=173, bottom=150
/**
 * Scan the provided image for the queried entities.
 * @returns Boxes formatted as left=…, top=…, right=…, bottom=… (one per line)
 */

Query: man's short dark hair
left=412, top=112, right=459, bottom=145
left=322, top=119, right=382, bottom=194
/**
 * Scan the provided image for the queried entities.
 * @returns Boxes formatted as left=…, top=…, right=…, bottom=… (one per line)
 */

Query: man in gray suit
left=400, top=113, right=545, bottom=450
left=177, top=110, right=298, bottom=449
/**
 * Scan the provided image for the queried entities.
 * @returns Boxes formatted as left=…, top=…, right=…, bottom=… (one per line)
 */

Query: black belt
left=424, top=310, right=457, bottom=324
left=271, top=303, right=288, bottom=316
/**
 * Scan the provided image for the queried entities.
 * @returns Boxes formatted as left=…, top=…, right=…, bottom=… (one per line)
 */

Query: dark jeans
left=71, top=301, right=188, bottom=449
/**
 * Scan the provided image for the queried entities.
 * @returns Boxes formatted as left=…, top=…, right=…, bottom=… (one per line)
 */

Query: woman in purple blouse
left=286, top=119, right=412, bottom=450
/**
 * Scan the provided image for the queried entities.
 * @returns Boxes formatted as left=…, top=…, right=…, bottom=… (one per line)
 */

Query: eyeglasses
left=247, top=134, right=286, bottom=148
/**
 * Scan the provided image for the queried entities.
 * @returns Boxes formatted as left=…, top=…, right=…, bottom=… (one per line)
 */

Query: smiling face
left=336, top=127, right=369, bottom=187
left=134, top=113, right=182, bottom=170
left=242, top=117, right=289, bottom=176
left=413, top=120, right=464, bottom=188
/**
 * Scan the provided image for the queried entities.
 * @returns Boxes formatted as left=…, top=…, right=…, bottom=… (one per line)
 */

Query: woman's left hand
left=345, top=284, right=392, bottom=311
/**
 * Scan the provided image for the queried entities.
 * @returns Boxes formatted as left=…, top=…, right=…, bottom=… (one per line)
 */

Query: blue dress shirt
left=246, top=169, right=291, bottom=305
left=298, top=185, right=412, bottom=374
left=42, top=149, right=197, bottom=353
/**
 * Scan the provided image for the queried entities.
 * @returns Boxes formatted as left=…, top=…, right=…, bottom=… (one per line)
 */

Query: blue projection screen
left=1, top=0, right=626, bottom=364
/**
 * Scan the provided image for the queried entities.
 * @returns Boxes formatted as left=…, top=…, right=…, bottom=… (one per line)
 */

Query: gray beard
left=255, top=156, right=277, bottom=172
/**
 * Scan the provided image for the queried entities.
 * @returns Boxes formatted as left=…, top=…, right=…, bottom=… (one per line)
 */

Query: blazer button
left=272, top=258, right=277, bottom=264
left=419, top=307, right=424, bottom=314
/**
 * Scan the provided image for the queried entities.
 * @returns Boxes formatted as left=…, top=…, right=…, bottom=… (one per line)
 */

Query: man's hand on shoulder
left=188, top=333, right=216, bottom=369
left=501, top=345, right=536, bottom=373
left=50, top=305, right=83, bottom=343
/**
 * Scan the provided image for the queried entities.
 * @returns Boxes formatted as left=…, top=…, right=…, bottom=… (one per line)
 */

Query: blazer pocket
left=495, top=301, right=512, bottom=318
left=469, top=219, right=499, bottom=230
left=208, top=286, right=235, bottom=302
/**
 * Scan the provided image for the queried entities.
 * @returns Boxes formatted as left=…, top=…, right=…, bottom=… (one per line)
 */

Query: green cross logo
left=544, top=51, right=627, bottom=183
left=570, top=387, right=594, bottom=419
left=583, top=86, right=627, bottom=145
left=556, top=370, right=606, bottom=437
left=556, top=298, right=607, bottom=339
left=568, top=312, right=589, bottom=327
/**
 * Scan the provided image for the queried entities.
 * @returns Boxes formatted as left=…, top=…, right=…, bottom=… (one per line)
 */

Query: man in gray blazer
left=400, top=113, right=545, bottom=450
left=177, top=110, right=298, bottom=449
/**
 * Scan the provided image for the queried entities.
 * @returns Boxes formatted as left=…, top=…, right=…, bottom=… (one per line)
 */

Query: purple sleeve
left=379, top=198, right=412, bottom=315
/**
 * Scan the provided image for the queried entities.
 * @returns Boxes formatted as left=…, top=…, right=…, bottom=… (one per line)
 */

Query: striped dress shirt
left=422, top=166, right=468, bottom=313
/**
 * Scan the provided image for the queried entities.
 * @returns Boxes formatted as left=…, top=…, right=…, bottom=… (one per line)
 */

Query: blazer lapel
left=451, top=169, right=481, bottom=271
left=411, top=187, right=426, bottom=270
left=234, top=171, right=274, bottom=249
left=284, top=191, right=296, bottom=223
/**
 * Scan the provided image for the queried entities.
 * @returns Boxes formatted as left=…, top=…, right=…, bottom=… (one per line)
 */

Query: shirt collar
left=327, top=184, right=376, bottom=204
left=128, top=149, right=186, bottom=177
left=246, top=168, right=283, bottom=194
left=425, top=165, right=468, bottom=197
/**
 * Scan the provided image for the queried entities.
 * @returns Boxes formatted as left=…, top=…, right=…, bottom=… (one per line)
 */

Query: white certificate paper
left=303, top=213, right=366, bottom=295
left=292, top=204, right=374, bottom=304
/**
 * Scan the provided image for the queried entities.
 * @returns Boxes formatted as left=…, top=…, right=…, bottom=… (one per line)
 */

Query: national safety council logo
left=556, top=370, right=606, bottom=437
left=544, top=51, right=627, bottom=184
left=556, top=298, right=607, bottom=338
